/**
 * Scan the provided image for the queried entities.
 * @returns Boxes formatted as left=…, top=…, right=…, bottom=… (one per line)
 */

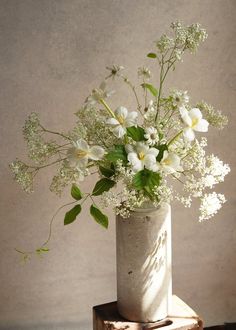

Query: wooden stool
left=93, top=295, right=203, bottom=330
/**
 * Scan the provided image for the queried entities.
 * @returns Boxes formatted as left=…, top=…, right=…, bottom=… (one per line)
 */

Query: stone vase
left=116, top=203, right=172, bottom=322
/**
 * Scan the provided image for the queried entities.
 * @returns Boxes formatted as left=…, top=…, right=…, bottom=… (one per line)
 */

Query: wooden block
left=93, top=295, right=203, bottom=330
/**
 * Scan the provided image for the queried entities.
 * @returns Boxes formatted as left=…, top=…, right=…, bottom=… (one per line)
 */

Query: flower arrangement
left=10, top=22, right=230, bottom=257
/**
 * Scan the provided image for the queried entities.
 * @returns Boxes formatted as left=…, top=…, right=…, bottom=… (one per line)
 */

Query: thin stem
left=155, top=55, right=165, bottom=121
left=120, top=75, right=143, bottom=116
left=171, top=173, right=184, bottom=184
left=167, top=130, right=183, bottom=146
left=39, top=124, right=70, bottom=140
left=143, top=77, right=148, bottom=109
left=28, top=158, right=66, bottom=171
left=41, top=200, right=77, bottom=247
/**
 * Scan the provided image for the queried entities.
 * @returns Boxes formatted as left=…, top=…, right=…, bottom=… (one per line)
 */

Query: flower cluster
left=10, top=21, right=230, bottom=239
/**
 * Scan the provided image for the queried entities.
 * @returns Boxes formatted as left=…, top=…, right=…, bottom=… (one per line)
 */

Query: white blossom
left=85, top=81, right=114, bottom=106
left=199, top=193, right=226, bottom=221
left=180, top=107, right=209, bottom=141
left=138, top=66, right=151, bottom=79
left=107, top=106, right=138, bottom=138
left=159, top=150, right=183, bottom=174
left=171, top=90, right=189, bottom=108
left=67, top=139, right=105, bottom=169
left=126, top=142, right=159, bottom=173
left=144, top=127, right=159, bottom=146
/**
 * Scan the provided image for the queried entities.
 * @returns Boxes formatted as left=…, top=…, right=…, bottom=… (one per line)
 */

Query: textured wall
left=0, top=0, right=235, bottom=329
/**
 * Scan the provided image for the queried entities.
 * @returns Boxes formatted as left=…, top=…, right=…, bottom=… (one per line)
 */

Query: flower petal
left=115, top=106, right=128, bottom=119
left=143, top=154, right=157, bottom=169
left=125, top=111, right=138, bottom=127
left=180, top=107, right=192, bottom=127
left=147, top=147, right=159, bottom=157
left=106, top=118, right=119, bottom=126
left=128, top=153, right=143, bottom=172
left=183, top=127, right=195, bottom=141
left=112, top=125, right=126, bottom=138
left=136, top=142, right=149, bottom=154
left=128, top=152, right=139, bottom=165
left=76, top=157, right=89, bottom=168
left=74, top=139, right=89, bottom=151
left=194, top=118, right=209, bottom=132
left=89, top=146, right=105, bottom=160
left=189, top=108, right=202, bottom=120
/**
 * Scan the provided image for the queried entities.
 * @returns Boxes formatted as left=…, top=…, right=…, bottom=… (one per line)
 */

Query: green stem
left=99, top=99, right=116, bottom=118
left=167, top=130, right=183, bottom=146
left=155, top=55, right=165, bottom=121
left=41, top=200, right=77, bottom=247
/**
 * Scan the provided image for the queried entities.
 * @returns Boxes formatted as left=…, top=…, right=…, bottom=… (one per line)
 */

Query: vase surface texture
left=116, top=202, right=172, bottom=322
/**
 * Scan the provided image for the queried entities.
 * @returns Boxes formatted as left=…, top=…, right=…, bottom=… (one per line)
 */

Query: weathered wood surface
left=93, top=295, right=203, bottom=330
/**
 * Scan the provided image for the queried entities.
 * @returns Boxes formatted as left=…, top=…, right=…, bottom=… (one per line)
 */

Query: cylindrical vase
left=116, top=203, right=172, bottom=322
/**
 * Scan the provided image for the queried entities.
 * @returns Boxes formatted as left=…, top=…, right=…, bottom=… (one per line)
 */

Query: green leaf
left=99, top=165, right=115, bottom=178
left=133, top=169, right=161, bottom=196
left=106, top=145, right=128, bottom=163
left=141, top=83, right=158, bottom=97
left=92, top=178, right=116, bottom=196
left=147, top=52, right=157, bottom=58
left=90, top=204, right=108, bottom=229
left=64, top=204, right=82, bottom=225
left=71, top=184, right=82, bottom=200
left=156, top=144, right=168, bottom=162
left=126, top=126, right=145, bottom=142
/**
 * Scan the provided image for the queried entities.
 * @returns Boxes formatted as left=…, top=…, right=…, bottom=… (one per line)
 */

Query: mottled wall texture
left=0, top=0, right=235, bottom=329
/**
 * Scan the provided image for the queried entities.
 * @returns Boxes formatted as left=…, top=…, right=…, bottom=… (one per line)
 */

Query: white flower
left=126, top=142, right=159, bottom=173
left=180, top=107, right=209, bottom=141
left=172, top=90, right=189, bottom=107
left=106, top=106, right=138, bottom=138
left=67, top=139, right=105, bottom=169
left=144, top=100, right=156, bottom=120
left=138, top=66, right=151, bottom=79
left=85, top=81, right=114, bottom=106
left=199, top=192, right=226, bottom=221
left=144, top=127, right=159, bottom=146
left=159, top=150, right=183, bottom=174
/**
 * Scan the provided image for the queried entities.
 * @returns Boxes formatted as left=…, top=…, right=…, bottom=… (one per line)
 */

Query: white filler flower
left=199, top=192, right=226, bottom=221
left=172, top=90, right=189, bottom=108
left=107, top=106, right=138, bottom=138
left=144, top=127, right=159, bottom=146
left=180, top=107, right=209, bottom=141
left=126, top=142, right=159, bottom=173
left=67, top=139, right=105, bottom=169
left=159, top=150, right=183, bottom=174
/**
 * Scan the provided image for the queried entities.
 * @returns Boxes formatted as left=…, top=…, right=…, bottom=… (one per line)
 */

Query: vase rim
left=131, top=202, right=170, bottom=213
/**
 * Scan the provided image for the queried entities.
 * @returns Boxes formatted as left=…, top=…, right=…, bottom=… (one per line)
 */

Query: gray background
left=0, top=0, right=235, bottom=329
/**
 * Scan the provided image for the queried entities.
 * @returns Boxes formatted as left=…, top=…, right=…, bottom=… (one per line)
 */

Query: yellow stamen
left=117, top=115, right=125, bottom=125
left=191, top=118, right=199, bottom=128
left=76, top=150, right=87, bottom=159
left=163, top=158, right=171, bottom=165
left=138, top=152, right=145, bottom=160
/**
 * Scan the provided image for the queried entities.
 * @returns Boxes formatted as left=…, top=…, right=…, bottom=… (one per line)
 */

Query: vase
left=116, top=202, right=172, bottom=322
